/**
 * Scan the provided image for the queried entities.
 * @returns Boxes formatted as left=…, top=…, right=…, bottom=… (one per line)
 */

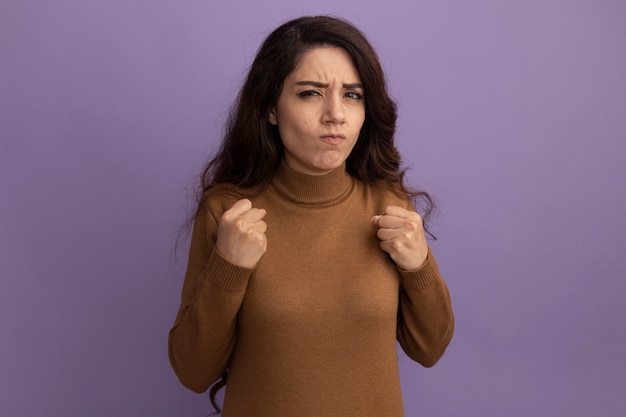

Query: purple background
left=1, top=1, right=625, bottom=416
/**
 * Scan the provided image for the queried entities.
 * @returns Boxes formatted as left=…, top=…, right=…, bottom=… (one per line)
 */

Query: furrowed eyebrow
left=294, top=81, right=364, bottom=89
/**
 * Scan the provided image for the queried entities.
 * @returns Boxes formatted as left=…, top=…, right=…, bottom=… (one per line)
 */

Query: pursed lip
left=320, top=133, right=346, bottom=139
left=320, top=133, right=345, bottom=146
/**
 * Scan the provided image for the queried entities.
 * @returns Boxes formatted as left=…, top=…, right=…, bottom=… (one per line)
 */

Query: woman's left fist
left=372, top=206, right=428, bottom=271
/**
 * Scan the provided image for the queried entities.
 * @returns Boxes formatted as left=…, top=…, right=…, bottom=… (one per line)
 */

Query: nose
left=322, top=94, right=345, bottom=124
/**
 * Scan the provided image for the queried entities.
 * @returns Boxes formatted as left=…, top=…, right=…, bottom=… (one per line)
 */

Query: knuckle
left=248, top=230, right=266, bottom=245
left=234, top=218, right=248, bottom=231
left=391, top=240, right=403, bottom=251
left=220, top=211, right=233, bottom=222
left=406, top=221, right=420, bottom=232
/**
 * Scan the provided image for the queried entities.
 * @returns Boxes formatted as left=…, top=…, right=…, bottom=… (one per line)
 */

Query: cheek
left=280, top=112, right=313, bottom=135
left=349, top=106, right=366, bottom=125
left=352, top=113, right=366, bottom=136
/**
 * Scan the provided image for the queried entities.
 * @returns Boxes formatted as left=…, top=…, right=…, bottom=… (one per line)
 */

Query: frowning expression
left=269, top=46, right=366, bottom=176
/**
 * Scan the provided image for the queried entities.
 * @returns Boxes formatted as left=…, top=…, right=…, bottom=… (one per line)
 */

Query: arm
left=168, top=199, right=266, bottom=392
left=372, top=205, right=454, bottom=366
left=396, top=252, right=454, bottom=367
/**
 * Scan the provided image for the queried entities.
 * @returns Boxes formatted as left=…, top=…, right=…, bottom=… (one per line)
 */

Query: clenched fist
left=372, top=206, right=428, bottom=271
left=216, top=199, right=267, bottom=269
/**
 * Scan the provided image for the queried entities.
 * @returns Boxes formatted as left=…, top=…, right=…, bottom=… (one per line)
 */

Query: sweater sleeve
left=168, top=202, right=253, bottom=393
left=396, top=250, right=455, bottom=367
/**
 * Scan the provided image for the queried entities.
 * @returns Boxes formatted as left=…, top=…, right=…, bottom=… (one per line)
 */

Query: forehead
left=288, top=46, right=361, bottom=81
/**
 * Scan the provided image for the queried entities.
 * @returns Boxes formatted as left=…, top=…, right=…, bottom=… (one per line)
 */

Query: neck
left=270, top=160, right=354, bottom=206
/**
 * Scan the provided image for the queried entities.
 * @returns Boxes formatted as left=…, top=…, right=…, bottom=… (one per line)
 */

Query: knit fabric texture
left=169, top=162, right=454, bottom=417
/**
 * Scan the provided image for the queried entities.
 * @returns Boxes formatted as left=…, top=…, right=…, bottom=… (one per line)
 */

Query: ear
left=268, top=108, right=277, bottom=125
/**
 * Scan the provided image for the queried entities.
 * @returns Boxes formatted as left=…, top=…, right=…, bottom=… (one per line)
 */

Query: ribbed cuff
left=398, top=250, right=442, bottom=292
left=202, top=248, right=254, bottom=292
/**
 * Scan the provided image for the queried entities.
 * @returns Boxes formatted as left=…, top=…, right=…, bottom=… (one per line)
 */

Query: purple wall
left=1, top=1, right=625, bottom=416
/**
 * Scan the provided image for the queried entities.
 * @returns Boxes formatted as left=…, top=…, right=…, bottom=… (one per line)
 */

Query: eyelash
left=345, top=91, right=363, bottom=100
left=298, top=90, right=363, bottom=100
left=298, top=90, right=322, bottom=98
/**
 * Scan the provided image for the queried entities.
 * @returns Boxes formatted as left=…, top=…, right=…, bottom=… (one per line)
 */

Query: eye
left=298, top=90, right=322, bottom=98
left=345, top=91, right=363, bottom=100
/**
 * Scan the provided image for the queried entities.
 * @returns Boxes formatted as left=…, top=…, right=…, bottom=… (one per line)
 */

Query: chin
left=316, top=156, right=347, bottom=170
left=313, top=161, right=343, bottom=174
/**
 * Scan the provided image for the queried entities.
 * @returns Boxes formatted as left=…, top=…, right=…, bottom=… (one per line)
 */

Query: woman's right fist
left=215, top=199, right=267, bottom=269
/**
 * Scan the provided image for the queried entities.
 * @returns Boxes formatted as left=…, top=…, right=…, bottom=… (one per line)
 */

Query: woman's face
left=269, top=46, right=366, bottom=176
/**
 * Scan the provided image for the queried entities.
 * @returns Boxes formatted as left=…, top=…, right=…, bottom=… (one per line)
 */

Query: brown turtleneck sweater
left=168, top=162, right=454, bottom=416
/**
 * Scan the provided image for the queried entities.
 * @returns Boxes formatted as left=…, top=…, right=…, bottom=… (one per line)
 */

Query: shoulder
left=359, top=179, right=414, bottom=211
left=198, top=184, right=258, bottom=221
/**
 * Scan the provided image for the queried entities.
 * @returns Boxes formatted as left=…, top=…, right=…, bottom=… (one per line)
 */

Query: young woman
left=168, top=15, right=454, bottom=417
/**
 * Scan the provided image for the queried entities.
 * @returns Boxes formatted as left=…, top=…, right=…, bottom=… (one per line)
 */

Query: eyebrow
left=293, top=81, right=364, bottom=89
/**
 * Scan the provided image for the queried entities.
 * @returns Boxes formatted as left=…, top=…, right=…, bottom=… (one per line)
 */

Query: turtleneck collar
left=270, top=160, right=354, bottom=206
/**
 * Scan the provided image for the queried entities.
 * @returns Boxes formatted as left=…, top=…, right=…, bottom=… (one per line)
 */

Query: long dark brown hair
left=197, top=15, right=436, bottom=414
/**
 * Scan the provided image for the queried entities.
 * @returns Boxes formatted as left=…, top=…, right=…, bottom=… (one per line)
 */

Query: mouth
left=320, top=134, right=345, bottom=146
